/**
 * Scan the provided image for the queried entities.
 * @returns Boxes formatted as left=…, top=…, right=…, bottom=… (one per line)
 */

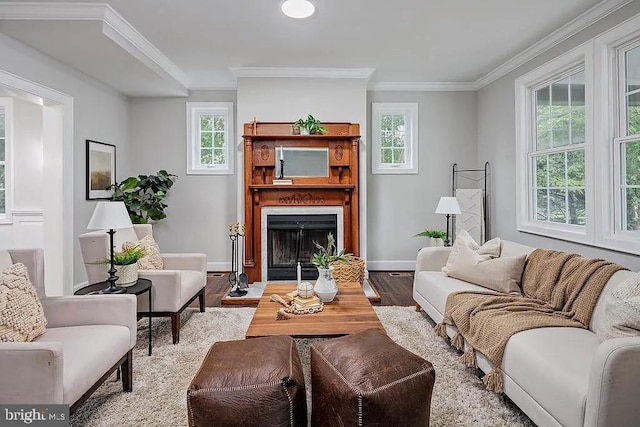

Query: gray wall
left=367, top=91, right=478, bottom=269
left=477, top=1, right=640, bottom=270
left=129, top=91, right=237, bottom=270
left=0, top=33, right=131, bottom=290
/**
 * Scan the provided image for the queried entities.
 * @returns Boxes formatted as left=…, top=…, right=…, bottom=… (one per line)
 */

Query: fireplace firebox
left=267, top=214, right=337, bottom=280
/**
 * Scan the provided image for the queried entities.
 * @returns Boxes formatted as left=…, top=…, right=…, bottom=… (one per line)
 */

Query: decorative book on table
left=273, top=179, right=293, bottom=185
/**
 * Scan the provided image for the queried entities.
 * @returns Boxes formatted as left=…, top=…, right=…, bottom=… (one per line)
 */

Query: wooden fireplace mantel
left=243, top=121, right=360, bottom=284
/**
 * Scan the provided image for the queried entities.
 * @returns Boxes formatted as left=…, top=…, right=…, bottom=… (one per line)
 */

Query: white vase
left=300, top=127, right=310, bottom=135
left=116, top=263, right=138, bottom=287
left=314, top=266, right=337, bottom=302
left=429, top=238, right=444, bottom=247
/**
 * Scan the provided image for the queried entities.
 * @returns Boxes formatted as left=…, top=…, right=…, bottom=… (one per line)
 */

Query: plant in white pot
left=311, top=232, right=350, bottom=302
left=92, top=245, right=146, bottom=287
left=414, top=229, right=447, bottom=247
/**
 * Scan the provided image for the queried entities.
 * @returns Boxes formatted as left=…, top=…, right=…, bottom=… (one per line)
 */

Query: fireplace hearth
left=267, top=214, right=337, bottom=280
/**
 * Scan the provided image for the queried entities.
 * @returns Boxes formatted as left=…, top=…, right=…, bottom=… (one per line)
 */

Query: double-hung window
left=0, top=98, right=11, bottom=222
left=532, top=70, right=586, bottom=226
left=371, top=103, right=418, bottom=174
left=516, top=44, right=591, bottom=243
left=186, top=102, right=234, bottom=175
left=615, top=43, right=640, bottom=234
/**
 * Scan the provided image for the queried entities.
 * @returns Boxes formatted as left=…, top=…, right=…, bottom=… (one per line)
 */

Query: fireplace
left=266, top=214, right=337, bottom=280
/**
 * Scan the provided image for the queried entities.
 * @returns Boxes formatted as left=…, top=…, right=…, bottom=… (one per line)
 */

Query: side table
left=75, top=278, right=153, bottom=356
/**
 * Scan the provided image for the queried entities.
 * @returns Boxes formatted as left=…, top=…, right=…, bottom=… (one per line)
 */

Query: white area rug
left=70, top=307, right=534, bottom=426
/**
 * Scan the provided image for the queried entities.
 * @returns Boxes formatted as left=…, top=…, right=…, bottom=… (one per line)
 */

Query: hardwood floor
left=191, top=271, right=415, bottom=308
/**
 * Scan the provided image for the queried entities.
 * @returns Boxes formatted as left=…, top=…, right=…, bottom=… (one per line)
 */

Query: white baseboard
left=207, top=261, right=231, bottom=272
left=366, top=260, right=416, bottom=271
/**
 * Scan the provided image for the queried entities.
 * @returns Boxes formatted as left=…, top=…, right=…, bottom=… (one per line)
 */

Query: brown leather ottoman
left=187, top=335, right=307, bottom=427
left=310, top=328, right=435, bottom=426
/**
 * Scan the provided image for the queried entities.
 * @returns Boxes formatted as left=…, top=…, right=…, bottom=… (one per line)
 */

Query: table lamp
left=87, top=201, right=133, bottom=294
left=435, top=196, right=461, bottom=247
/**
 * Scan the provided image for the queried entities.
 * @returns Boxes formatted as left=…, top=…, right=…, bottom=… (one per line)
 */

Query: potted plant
left=311, top=232, right=351, bottom=302
left=295, top=114, right=328, bottom=135
left=110, top=170, right=177, bottom=224
left=92, top=245, right=146, bottom=287
left=414, top=229, right=447, bottom=247
left=292, top=119, right=304, bottom=135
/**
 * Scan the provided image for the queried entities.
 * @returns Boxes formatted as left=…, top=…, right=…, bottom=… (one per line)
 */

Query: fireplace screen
left=267, top=214, right=337, bottom=280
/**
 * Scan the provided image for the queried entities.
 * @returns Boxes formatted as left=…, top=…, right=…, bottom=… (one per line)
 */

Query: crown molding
left=368, top=81, right=478, bottom=92
left=230, top=67, right=375, bottom=80
left=189, top=81, right=238, bottom=90
left=475, top=0, right=633, bottom=89
left=0, top=2, right=190, bottom=91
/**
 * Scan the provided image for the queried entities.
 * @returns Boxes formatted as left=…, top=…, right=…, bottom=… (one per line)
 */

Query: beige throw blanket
left=435, top=249, right=626, bottom=393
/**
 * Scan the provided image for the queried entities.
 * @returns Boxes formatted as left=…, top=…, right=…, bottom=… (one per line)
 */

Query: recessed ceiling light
left=281, top=0, right=315, bottom=19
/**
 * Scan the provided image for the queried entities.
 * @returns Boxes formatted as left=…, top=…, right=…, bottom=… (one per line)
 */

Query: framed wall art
left=86, top=140, right=116, bottom=200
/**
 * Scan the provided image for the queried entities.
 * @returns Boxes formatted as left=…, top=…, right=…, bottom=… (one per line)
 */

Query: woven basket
left=330, top=257, right=366, bottom=285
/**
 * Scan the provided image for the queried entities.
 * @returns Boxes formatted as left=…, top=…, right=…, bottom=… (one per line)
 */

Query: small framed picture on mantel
left=86, top=139, right=116, bottom=200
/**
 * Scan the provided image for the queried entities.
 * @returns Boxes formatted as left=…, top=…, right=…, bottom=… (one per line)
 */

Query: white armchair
left=0, top=248, right=137, bottom=413
left=78, top=224, right=206, bottom=344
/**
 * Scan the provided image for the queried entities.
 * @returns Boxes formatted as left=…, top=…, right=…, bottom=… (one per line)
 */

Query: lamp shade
left=435, top=197, right=461, bottom=215
left=281, top=0, right=315, bottom=18
left=87, top=201, right=133, bottom=230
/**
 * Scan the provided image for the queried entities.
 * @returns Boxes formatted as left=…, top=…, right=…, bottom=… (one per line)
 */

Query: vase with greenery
left=110, top=170, right=177, bottom=224
left=414, top=229, right=447, bottom=247
left=295, top=114, right=328, bottom=135
left=311, top=232, right=350, bottom=302
left=92, top=245, right=146, bottom=287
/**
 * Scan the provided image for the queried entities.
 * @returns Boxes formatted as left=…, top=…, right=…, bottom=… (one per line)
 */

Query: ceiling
left=0, top=0, right=625, bottom=96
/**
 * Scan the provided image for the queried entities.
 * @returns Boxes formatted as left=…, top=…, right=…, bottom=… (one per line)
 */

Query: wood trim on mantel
left=243, top=121, right=360, bottom=283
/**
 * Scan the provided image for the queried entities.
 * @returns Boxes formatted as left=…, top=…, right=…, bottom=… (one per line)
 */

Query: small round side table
left=75, top=278, right=153, bottom=356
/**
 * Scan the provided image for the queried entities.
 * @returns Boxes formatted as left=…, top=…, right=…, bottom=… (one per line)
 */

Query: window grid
left=531, top=69, right=586, bottom=227
left=380, top=114, right=406, bottom=165
left=199, top=114, right=226, bottom=167
left=186, top=102, right=233, bottom=175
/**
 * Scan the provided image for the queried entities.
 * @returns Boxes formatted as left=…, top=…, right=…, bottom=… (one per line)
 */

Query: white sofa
left=0, top=249, right=137, bottom=413
left=413, top=241, right=640, bottom=427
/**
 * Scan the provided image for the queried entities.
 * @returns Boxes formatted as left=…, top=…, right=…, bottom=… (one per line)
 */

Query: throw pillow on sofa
left=594, top=273, right=640, bottom=340
left=0, top=262, right=47, bottom=342
left=123, top=234, right=163, bottom=270
left=445, top=243, right=527, bottom=294
left=442, top=229, right=501, bottom=274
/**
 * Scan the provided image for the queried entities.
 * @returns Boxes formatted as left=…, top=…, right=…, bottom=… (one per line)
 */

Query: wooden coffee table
left=246, top=282, right=384, bottom=339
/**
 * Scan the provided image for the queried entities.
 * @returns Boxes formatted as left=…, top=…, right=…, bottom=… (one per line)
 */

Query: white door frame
left=0, top=69, right=74, bottom=295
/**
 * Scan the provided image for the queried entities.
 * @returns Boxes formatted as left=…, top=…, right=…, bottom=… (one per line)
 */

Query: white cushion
left=443, top=229, right=501, bottom=274
left=413, top=271, right=496, bottom=316
left=34, top=325, right=131, bottom=405
left=0, top=251, right=13, bottom=272
left=593, top=272, right=640, bottom=340
left=591, top=270, right=636, bottom=332
left=180, top=270, right=205, bottom=306
left=445, top=244, right=526, bottom=294
left=502, top=327, right=601, bottom=427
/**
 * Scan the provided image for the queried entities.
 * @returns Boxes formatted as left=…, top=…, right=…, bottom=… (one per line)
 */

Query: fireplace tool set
left=228, top=223, right=249, bottom=297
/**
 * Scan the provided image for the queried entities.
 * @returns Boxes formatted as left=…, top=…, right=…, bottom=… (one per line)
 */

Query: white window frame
left=0, top=98, right=13, bottom=224
left=515, top=42, right=594, bottom=245
left=186, top=102, right=234, bottom=175
left=593, top=13, right=640, bottom=254
left=371, top=103, right=418, bottom=174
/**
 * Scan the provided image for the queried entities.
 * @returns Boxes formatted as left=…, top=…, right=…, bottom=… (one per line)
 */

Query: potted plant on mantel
left=414, top=229, right=447, bottom=247
left=311, top=232, right=351, bottom=302
left=110, top=170, right=177, bottom=224
left=294, top=114, right=328, bottom=135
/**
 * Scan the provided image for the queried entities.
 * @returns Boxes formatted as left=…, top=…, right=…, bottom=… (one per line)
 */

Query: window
left=516, top=43, right=591, bottom=243
left=0, top=98, right=11, bottom=221
left=615, top=43, right=640, bottom=234
left=186, top=102, right=234, bottom=175
left=532, top=70, right=586, bottom=226
left=371, top=103, right=418, bottom=174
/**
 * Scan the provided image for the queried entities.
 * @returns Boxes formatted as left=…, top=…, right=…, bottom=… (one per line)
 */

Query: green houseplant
left=110, top=170, right=177, bottom=224
left=311, top=232, right=351, bottom=269
left=295, top=114, right=328, bottom=135
left=91, top=245, right=146, bottom=287
left=414, top=229, right=446, bottom=247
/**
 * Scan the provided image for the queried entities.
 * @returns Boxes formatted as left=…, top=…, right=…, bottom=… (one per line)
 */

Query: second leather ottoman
left=187, top=335, right=307, bottom=427
left=310, top=328, right=435, bottom=426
